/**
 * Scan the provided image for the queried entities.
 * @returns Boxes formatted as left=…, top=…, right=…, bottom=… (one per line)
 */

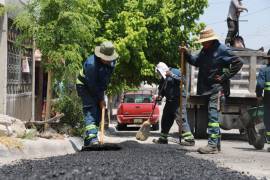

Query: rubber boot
left=153, top=137, right=168, bottom=144
left=197, top=144, right=219, bottom=154
left=180, top=139, right=195, bottom=146
left=84, top=136, right=99, bottom=147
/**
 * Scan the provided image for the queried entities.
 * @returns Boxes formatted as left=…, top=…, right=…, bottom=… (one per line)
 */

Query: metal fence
left=6, top=18, right=33, bottom=121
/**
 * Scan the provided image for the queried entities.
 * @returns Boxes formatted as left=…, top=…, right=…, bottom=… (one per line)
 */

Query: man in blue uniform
left=153, top=62, right=195, bottom=146
left=256, top=49, right=270, bottom=152
left=180, top=27, right=243, bottom=154
left=76, top=41, right=118, bottom=146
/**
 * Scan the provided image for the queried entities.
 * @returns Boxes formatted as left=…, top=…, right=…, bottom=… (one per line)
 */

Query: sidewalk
left=0, top=137, right=83, bottom=165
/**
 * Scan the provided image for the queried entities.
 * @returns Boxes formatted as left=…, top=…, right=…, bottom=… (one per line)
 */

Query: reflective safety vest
left=265, top=82, right=270, bottom=91
left=76, top=69, right=85, bottom=85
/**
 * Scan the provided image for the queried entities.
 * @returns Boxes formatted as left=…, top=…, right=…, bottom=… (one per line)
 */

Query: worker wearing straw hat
left=179, top=27, right=243, bottom=154
left=76, top=41, right=118, bottom=147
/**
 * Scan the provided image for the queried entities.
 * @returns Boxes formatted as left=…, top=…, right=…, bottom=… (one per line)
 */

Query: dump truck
left=186, top=49, right=267, bottom=149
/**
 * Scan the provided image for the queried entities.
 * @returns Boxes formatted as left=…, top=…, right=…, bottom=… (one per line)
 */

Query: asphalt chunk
left=0, top=141, right=257, bottom=180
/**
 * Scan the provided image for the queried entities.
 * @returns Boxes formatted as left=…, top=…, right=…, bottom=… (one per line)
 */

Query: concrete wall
left=0, top=7, right=7, bottom=114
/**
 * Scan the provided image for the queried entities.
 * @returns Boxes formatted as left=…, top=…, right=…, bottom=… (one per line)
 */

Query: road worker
left=256, top=49, right=270, bottom=152
left=180, top=27, right=243, bottom=154
left=225, top=0, right=248, bottom=46
left=76, top=41, right=118, bottom=147
left=153, top=62, right=195, bottom=146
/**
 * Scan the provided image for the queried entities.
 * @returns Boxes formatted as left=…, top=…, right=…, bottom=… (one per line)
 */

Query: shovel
left=81, top=106, right=121, bottom=151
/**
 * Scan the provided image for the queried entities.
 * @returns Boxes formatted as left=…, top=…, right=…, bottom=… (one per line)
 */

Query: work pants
left=76, top=84, right=100, bottom=142
left=207, top=92, right=221, bottom=146
left=264, top=92, right=270, bottom=142
left=161, top=97, right=192, bottom=137
left=225, top=18, right=238, bottom=45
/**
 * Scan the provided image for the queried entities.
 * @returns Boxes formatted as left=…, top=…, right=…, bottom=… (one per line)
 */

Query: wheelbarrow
left=246, top=106, right=265, bottom=150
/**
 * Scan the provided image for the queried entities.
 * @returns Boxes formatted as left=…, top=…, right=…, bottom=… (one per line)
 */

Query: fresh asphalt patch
left=0, top=141, right=257, bottom=180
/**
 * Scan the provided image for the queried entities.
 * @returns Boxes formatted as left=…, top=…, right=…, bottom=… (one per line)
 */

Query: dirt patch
left=0, top=137, right=23, bottom=149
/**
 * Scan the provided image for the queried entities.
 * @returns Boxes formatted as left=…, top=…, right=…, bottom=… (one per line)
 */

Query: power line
left=241, top=6, right=270, bottom=17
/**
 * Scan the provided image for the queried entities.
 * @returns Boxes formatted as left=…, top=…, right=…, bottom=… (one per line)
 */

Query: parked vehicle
left=187, top=49, right=267, bottom=149
left=116, top=90, right=160, bottom=130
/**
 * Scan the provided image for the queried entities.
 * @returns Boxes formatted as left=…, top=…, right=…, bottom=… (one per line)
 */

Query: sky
left=199, top=0, right=270, bottom=50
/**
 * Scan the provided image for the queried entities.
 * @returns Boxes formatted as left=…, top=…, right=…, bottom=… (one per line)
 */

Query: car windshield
left=124, top=94, right=152, bottom=103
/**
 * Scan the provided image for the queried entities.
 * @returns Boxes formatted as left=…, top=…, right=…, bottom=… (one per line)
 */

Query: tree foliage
left=14, top=0, right=208, bottom=94
left=15, top=0, right=101, bottom=82
left=98, top=0, right=208, bottom=94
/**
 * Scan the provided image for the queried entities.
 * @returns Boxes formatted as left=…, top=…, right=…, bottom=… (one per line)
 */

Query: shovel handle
left=100, top=107, right=105, bottom=145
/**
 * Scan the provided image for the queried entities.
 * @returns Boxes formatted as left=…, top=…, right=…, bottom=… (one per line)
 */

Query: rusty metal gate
left=6, top=18, right=33, bottom=121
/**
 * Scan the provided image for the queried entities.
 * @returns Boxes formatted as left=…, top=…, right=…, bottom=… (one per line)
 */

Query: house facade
left=0, top=0, right=34, bottom=121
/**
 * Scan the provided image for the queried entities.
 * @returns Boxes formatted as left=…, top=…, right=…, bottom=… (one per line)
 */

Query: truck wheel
left=151, top=123, right=159, bottom=131
left=116, top=123, right=126, bottom=131
left=247, top=127, right=265, bottom=150
left=194, top=106, right=208, bottom=139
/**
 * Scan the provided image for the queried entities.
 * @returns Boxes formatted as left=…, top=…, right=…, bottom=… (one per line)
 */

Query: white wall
left=0, top=14, right=7, bottom=114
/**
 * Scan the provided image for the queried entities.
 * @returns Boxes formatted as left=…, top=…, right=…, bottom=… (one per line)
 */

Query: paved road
left=1, top=123, right=269, bottom=180
left=1, top=103, right=269, bottom=179
left=0, top=139, right=257, bottom=180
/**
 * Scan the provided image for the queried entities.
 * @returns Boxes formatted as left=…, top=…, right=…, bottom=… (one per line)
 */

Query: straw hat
left=155, top=62, right=169, bottom=79
left=196, top=27, right=219, bottom=43
left=95, top=41, right=119, bottom=61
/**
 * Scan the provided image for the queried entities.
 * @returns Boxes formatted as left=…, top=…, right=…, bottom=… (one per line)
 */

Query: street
left=0, top=122, right=269, bottom=180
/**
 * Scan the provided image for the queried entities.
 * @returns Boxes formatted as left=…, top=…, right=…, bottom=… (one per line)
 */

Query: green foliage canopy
left=14, top=0, right=208, bottom=94
left=98, top=0, right=208, bottom=94
left=15, top=0, right=101, bottom=82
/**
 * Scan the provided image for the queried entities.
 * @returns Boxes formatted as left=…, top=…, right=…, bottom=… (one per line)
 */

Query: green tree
left=98, top=0, right=208, bottom=94
left=14, top=0, right=101, bottom=125
left=13, top=0, right=208, bottom=134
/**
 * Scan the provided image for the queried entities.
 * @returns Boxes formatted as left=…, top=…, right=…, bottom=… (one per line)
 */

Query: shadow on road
left=233, top=147, right=268, bottom=153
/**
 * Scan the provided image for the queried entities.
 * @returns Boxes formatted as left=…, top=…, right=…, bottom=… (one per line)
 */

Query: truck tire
left=194, top=106, right=208, bottom=139
left=151, top=123, right=159, bottom=131
left=116, top=123, right=127, bottom=131
left=247, top=127, right=265, bottom=150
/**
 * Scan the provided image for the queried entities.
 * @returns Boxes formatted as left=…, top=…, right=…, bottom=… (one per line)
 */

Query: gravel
left=0, top=141, right=257, bottom=180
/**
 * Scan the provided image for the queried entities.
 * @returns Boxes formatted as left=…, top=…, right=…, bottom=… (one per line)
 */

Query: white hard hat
left=155, top=62, right=169, bottom=79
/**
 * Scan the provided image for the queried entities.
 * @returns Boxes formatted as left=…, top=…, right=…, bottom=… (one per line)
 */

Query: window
left=124, top=94, right=152, bottom=103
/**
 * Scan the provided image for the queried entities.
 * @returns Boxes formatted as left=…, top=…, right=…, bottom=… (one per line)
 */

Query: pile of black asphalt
left=0, top=141, right=257, bottom=180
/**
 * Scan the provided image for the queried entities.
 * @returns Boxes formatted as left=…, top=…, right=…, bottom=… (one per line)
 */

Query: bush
left=55, top=92, right=84, bottom=137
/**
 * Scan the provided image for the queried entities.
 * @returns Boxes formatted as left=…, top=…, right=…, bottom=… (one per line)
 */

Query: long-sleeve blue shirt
left=185, top=41, right=243, bottom=95
left=158, top=68, right=185, bottom=101
left=256, top=64, right=270, bottom=97
left=78, top=55, right=115, bottom=101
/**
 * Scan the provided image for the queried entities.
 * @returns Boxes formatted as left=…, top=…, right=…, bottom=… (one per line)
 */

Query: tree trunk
left=44, top=69, right=53, bottom=130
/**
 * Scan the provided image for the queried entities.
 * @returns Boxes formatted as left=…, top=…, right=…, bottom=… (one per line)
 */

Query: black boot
left=153, top=137, right=168, bottom=144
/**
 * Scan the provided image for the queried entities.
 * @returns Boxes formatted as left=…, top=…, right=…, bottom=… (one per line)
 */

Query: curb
left=0, top=137, right=83, bottom=165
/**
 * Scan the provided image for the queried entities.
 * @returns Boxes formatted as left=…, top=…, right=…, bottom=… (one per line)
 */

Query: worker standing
left=256, top=49, right=270, bottom=152
left=225, top=0, right=248, bottom=46
left=76, top=41, right=118, bottom=147
left=152, top=62, right=195, bottom=146
left=180, top=27, right=243, bottom=154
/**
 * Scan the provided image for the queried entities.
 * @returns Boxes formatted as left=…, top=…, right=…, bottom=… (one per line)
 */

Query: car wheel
left=151, top=123, right=159, bottom=131
left=116, top=123, right=126, bottom=131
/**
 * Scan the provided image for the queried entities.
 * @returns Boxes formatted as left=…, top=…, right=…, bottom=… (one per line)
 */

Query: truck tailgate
left=120, top=103, right=154, bottom=116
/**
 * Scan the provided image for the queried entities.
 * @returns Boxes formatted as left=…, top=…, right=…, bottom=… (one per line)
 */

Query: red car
left=117, top=90, right=160, bottom=130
